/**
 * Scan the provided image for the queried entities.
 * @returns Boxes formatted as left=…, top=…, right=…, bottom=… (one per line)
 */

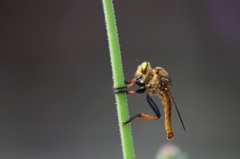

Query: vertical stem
left=102, top=0, right=135, bottom=159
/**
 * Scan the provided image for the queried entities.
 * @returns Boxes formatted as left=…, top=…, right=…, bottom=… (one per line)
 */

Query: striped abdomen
left=161, top=92, right=174, bottom=140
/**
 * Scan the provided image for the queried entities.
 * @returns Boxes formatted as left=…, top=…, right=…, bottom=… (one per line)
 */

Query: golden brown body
left=136, top=64, right=174, bottom=139
left=161, top=91, right=173, bottom=139
left=114, top=61, right=185, bottom=140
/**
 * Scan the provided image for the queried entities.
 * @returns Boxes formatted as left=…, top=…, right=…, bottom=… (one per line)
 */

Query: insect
left=114, top=61, right=186, bottom=140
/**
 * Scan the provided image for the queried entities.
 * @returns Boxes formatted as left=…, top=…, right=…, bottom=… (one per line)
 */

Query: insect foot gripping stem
left=167, top=132, right=174, bottom=140
left=113, top=86, right=126, bottom=90
left=112, top=86, right=127, bottom=94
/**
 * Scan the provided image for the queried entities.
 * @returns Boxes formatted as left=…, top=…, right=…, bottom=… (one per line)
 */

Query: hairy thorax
left=143, top=67, right=170, bottom=95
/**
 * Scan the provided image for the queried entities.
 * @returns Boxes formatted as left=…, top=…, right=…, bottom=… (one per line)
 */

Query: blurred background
left=0, top=0, right=240, bottom=159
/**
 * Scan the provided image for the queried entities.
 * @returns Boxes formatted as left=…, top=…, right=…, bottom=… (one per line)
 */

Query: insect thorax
left=144, top=67, right=170, bottom=95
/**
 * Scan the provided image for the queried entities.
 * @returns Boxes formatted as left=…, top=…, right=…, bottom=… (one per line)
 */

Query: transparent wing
left=167, top=89, right=186, bottom=132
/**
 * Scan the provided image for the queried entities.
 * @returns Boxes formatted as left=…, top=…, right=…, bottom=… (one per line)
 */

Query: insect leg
left=123, top=113, right=142, bottom=125
left=123, top=113, right=159, bottom=125
left=135, top=81, right=145, bottom=87
left=113, top=76, right=142, bottom=90
left=114, top=88, right=145, bottom=94
left=122, top=94, right=160, bottom=125
left=113, top=77, right=137, bottom=90
left=146, top=95, right=161, bottom=118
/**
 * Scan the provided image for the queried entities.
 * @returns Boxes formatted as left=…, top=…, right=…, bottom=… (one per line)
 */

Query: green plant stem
left=102, top=0, right=135, bottom=159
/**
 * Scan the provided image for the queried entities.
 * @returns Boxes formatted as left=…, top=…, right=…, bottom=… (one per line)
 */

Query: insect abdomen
left=162, top=92, right=174, bottom=140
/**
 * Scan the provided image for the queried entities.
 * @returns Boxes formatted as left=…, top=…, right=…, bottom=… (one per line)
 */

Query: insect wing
left=167, top=89, right=186, bottom=132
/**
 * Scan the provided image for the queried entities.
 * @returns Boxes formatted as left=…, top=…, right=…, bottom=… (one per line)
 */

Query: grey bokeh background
left=1, top=0, right=240, bottom=159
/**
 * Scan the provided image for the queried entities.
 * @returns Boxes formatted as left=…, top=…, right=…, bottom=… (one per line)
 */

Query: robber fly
left=114, top=61, right=186, bottom=140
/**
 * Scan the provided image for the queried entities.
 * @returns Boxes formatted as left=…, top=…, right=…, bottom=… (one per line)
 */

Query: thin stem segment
left=102, top=0, right=135, bottom=159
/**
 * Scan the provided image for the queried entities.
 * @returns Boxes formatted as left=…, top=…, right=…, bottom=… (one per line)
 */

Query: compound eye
left=141, top=61, right=148, bottom=74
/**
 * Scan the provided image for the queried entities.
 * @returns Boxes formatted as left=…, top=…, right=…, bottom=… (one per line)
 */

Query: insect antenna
left=135, top=58, right=142, bottom=64
left=167, top=89, right=186, bottom=132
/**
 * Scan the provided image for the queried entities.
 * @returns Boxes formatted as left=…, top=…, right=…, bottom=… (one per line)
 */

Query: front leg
left=114, top=88, right=145, bottom=94
left=113, top=76, right=143, bottom=90
left=135, top=80, right=145, bottom=87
